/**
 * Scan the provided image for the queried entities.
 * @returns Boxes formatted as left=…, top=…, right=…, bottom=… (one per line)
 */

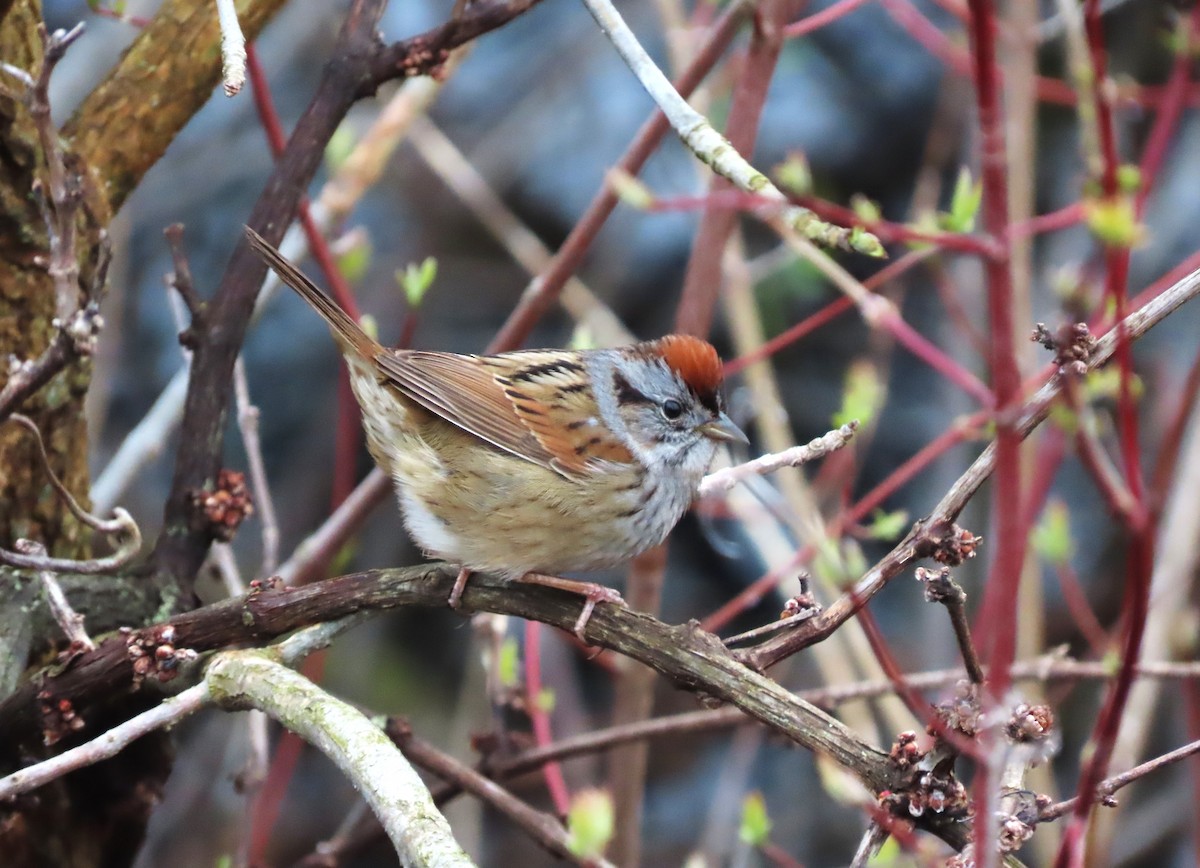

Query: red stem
left=962, top=0, right=1023, bottom=858
left=1055, top=1, right=1160, bottom=857
left=1055, top=563, right=1110, bottom=657
left=724, top=249, right=930, bottom=376
left=524, top=619, right=571, bottom=817
left=783, top=0, right=874, bottom=38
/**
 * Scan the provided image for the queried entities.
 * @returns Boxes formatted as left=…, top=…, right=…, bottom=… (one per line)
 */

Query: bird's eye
left=661, top=398, right=684, bottom=420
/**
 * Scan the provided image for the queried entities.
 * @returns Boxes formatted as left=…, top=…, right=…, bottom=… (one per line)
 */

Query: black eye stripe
left=612, top=372, right=652, bottom=405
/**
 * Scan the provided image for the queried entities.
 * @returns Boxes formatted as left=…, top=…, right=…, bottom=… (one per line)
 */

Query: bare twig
left=215, top=0, right=247, bottom=96
left=0, top=415, right=142, bottom=574
left=0, top=23, right=106, bottom=426
left=391, top=721, right=612, bottom=867
left=741, top=262, right=1200, bottom=670
left=697, top=423, right=859, bottom=497
left=21, top=542, right=95, bottom=651
left=232, top=360, right=280, bottom=575
left=578, top=0, right=881, bottom=256
left=0, top=682, right=209, bottom=801
left=1038, top=737, right=1200, bottom=822
left=917, top=567, right=984, bottom=684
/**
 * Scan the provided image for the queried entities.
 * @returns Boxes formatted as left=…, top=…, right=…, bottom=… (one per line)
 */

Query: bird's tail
left=245, top=226, right=381, bottom=360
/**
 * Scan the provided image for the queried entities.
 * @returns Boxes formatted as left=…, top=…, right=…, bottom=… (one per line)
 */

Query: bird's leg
left=448, top=566, right=473, bottom=609
left=518, top=573, right=626, bottom=643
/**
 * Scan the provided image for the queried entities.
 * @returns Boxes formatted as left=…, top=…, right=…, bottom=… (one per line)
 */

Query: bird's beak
left=699, top=413, right=749, bottom=445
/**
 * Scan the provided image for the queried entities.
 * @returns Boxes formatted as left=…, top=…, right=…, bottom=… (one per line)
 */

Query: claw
left=518, top=573, right=625, bottom=645
left=448, top=566, right=472, bottom=609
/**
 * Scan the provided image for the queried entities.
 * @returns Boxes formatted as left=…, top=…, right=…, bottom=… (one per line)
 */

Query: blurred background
left=36, top=0, right=1200, bottom=863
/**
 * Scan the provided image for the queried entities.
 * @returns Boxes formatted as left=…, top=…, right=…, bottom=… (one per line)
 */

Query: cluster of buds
left=888, top=731, right=925, bottom=770
left=247, top=575, right=284, bottom=595
left=915, top=566, right=960, bottom=604
left=779, top=582, right=819, bottom=620
left=930, top=523, right=982, bottom=567
left=192, top=468, right=253, bottom=541
left=879, top=770, right=968, bottom=821
left=934, top=680, right=982, bottom=738
left=37, top=690, right=85, bottom=746
left=1032, top=321, right=1098, bottom=376
left=124, top=624, right=197, bottom=688
left=1006, top=703, right=1055, bottom=744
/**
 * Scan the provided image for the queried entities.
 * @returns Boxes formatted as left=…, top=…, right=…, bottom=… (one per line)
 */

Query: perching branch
left=0, top=566, right=897, bottom=798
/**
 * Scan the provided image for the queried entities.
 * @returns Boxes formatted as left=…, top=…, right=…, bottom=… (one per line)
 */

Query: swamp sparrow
left=246, top=227, right=746, bottom=639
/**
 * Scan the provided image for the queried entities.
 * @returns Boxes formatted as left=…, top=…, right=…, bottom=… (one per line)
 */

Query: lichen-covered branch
left=207, top=650, right=474, bottom=867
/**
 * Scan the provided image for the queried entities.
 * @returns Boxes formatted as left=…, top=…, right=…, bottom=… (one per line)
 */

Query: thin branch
left=363, top=0, right=545, bottom=90
left=0, top=682, right=209, bottom=801
left=698, top=423, right=859, bottom=497
left=0, top=415, right=142, bottom=574
left=1038, top=738, right=1200, bottom=822
left=579, top=0, right=881, bottom=256
left=215, top=0, right=246, bottom=96
left=390, top=721, right=612, bottom=867
left=740, top=262, right=1200, bottom=670
left=22, top=543, right=95, bottom=651
left=233, top=359, right=280, bottom=575
left=0, top=24, right=105, bottom=426
left=489, top=0, right=750, bottom=350
left=917, top=567, right=984, bottom=684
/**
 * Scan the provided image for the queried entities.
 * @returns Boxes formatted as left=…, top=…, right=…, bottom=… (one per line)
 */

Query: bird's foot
left=519, top=573, right=625, bottom=644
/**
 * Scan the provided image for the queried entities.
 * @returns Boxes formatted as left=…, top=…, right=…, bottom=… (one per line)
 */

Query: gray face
left=607, top=354, right=722, bottom=468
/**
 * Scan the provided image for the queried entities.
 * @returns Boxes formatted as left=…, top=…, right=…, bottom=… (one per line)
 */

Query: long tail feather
left=244, top=226, right=379, bottom=360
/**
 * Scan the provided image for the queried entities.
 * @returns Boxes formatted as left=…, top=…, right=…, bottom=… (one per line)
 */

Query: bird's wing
left=374, top=349, right=634, bottom=477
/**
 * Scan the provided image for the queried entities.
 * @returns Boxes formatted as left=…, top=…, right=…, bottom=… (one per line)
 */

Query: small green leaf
left=607, top=168, right=655, bottom=210
left=850, top=193, right=881, bottom=224
left=325, top=123, right=358, bottom=173
left=833, top=360, right=883, bottom=430
left=397, top=256, right=438, bottom=309
left=1100, top=648, right=1121, bottom=676
left=1032, top=501, right=1073, bottom=566
left=329, top=540, right=359, bottom=576
left=940, top=167, right=982, bottom=233
left=738, top=792, right=772, bottom=846
left=849, top=226, right=887, bottom=258
left=1047, top=401, right=1079, bottom=434
left=569, top=325, right=598, bottom=351
left=567, top=789, right=614, bottom=859
left=774, top=152, right=812, bottom=196
left=497, top=638, right=519, bottom=689
left=1084, top=195, right=1145, bottom=248
left=1085, top=367, right=1144, bottom=402
left=865, top=509, right=909, bottom=542
left=813, top=538, right=854, bottom=586
left=536, top=687, right=556, bottom=713
left=336, top=237, right=371, bottom=285
left=1116, top=164, right=1141, bottom=194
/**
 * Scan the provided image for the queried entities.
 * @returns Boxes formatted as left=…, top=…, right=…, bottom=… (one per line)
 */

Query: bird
left=246, top=227, right=747, bottom=641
